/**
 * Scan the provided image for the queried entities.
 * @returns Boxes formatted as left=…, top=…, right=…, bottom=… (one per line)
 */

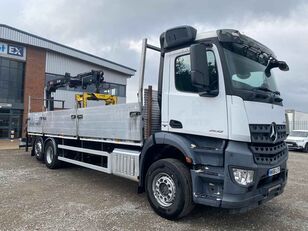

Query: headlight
left=297, top=140, right=305, bottom=143
left=232, top=168, right=254, bottom=186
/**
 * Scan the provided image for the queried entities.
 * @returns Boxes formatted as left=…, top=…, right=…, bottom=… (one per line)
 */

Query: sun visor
left=160, top=26, right=197, bottom=50
left=217, top=29, right=275, bottom=57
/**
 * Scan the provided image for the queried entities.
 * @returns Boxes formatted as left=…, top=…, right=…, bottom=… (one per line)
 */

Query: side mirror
left=190, top=43, right=209, bottom=90
left=278, top=61, right=289, bottom=71
left=190, top=43, right=218, bottom=96
left=265, top=59, right=289, bottom=77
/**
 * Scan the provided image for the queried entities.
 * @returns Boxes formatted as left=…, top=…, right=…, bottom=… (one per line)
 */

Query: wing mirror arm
left=265, top=59, right=289, bottom=77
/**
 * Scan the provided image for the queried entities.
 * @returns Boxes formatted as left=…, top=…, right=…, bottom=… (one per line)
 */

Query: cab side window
left=175, top=51, right=218, bottom=93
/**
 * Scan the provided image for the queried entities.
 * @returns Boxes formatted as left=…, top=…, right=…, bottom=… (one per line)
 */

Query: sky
left=1, top=0, right=308, bottom=111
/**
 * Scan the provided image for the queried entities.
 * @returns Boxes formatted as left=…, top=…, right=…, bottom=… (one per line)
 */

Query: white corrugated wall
left=46, top=51, right=127, bottom=85
left=46, top=52, right=127, bottom=108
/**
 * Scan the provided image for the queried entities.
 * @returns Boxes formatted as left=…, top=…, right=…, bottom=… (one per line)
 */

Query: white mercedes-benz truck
left=27, top=26, right=289, bottom=219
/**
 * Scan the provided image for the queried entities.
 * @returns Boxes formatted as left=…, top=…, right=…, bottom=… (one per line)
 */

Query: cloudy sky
left=1, top=0, right=307, bottom=111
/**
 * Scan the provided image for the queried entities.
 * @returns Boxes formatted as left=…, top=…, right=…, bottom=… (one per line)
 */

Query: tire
left=33, top=137, right=44, bottom=161
left=304, top=143, right=308, bottom=153
left=44, top=139, right=61, bottom=169
left=145, top=158, right=194, bottom=220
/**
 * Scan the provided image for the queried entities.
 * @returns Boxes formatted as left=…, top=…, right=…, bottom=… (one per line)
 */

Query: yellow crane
left=75, top=92, right=117, bottom=108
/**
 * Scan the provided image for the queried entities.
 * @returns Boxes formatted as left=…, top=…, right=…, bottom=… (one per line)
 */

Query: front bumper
left=191, top=141, right=288, bottom=212
left=221, top=170, right=287, bottom=213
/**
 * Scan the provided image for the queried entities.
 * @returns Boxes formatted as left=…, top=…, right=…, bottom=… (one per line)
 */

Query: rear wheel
left=145, top=158, right=194, bottom=220
left=44, top=140, right=61, bottom=169
left=34, top=137, right=44, bottom=161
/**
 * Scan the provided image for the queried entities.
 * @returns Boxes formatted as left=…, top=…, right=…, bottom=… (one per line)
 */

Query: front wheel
left=145, top=158, right=194, bottom=220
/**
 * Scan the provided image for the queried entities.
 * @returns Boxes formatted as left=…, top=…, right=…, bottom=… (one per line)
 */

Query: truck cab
left=139, top=26, right=289, bottom=218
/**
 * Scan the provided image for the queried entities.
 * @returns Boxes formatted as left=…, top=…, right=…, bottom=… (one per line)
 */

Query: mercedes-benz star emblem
left=270, top=122, right=278, bottom=143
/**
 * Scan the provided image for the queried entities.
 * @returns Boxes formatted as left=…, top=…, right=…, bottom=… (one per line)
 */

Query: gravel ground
left=0, top=149, right=307, bottom=231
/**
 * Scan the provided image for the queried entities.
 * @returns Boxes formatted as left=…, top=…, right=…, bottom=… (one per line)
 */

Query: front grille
left=249, top=124, right=287, bottom=144
left=250, top=142, right=288, bottom=165
left=249, top=124, right=288, bottom=165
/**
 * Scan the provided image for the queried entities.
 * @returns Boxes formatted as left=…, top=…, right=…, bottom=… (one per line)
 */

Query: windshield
left=224, top=48, right=278, bottom=92
left=290, top=131, right=308, bottom=137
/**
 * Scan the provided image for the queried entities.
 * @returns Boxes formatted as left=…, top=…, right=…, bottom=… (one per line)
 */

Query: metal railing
left=288, top=121, right=308, bottom=132
left=28, top=96, right=65, bottom=113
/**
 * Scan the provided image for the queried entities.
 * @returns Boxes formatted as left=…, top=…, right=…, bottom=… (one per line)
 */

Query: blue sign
left=0, top=42, right=26, bottom=60
left=0, top=43, right=7, bottom=54
left=8, top=44, right=24, bottom=57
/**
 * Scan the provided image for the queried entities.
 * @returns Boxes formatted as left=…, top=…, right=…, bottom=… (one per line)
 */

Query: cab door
left=164, top=44, right=228, bottom=139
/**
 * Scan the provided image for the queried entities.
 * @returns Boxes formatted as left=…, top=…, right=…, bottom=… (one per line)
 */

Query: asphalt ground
left=0, top=149, right=307, bottom=231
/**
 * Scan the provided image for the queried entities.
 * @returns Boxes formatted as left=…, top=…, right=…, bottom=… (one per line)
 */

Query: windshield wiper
left=255, top=87, right=283, bottom=102
left=255, top=87, right=280, bottom=95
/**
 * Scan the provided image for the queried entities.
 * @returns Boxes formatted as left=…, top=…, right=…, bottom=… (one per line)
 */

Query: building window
left=45, top=73, right=126, bottom=97
left=0, top=109, right=22, bottom=139
left=175, top=51, right=218, bottom=93
left=101, top=83, right=126, bottom=97
left=0, top=57, right=25, bottom=104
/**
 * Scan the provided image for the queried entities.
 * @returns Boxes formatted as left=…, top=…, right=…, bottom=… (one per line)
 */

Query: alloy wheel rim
left=152, top=173, right=176, bottom=207
left=35, top=141, right=42, bottom=156
left=46, top=146, right=53, bottom=164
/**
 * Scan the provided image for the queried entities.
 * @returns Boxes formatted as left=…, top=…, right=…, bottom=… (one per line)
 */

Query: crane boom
left=46, top=70, right=105, bottom=110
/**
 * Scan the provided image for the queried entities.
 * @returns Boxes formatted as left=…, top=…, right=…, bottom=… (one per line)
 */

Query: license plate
left=268, top=166, right=280, bottom=177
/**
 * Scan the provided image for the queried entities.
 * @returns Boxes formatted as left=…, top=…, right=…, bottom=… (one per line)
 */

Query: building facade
left=285, top=109, right=308, bottom=133
left=0, top=24, right=135, bottom=139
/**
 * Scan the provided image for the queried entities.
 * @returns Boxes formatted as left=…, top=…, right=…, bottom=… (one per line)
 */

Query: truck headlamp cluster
left=232, top=168, right=254, bottom=186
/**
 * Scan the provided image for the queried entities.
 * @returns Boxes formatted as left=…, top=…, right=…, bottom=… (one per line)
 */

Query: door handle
left=71, top=115, right=76, bottom=119
left=169, top=120, right=183, bottom=129
left=130, top=111, right=141, bottom=117
left=77, top=114, right=83, bottom=119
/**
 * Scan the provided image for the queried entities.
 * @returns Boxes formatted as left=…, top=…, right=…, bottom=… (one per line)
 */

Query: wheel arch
left=138, top=132, right=195, bottom=192
left=44, top=137, right=58, bottom=152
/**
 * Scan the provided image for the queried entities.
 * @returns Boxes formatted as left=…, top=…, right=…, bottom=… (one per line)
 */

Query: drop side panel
left=77, top=103, right=142, bottom=141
